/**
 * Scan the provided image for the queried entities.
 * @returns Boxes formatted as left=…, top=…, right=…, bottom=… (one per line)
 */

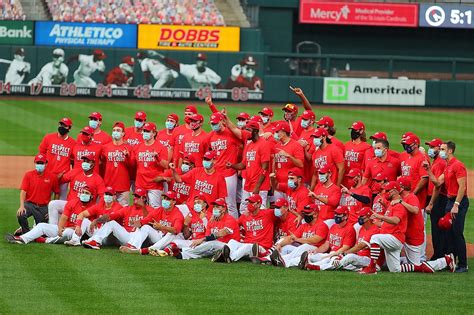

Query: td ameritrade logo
left=325, top=80, right=349, bottom=101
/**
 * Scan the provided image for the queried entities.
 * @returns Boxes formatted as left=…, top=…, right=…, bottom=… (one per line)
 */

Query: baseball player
left=124, top=111, right=147, bottom=147
left=316, top=116, right=345, bottom=153
left=362, top=139, right=401, bottom=189
left=400, top=253, right=456, bottom=273
left=170, top=106, right=196, bottom=165
left=298, top=110, right=317, bottom=185
left=224, top=55, right=263, bottom=91
left=101, top=121, right=132, bottom=206
left=340, top=168, right=372, bottom=227
left=14, top=154, right=59, bottom=235
left=157, top=113, right=179, bottom=151
left=309, top=164, right=342, bottom=225
left=104, top=56, right=135, bottom=87
left=235, top=112, right=250, bottom=129
left=137, top=50, right=178, bottom=89
left=177, top=113, right=208, bottom=168
left=28, top=48, right=68, bottom=86
left=72, top=126, right=103, bottom=175
left=132, top=122, right=169, bottom=208
left=270, top=168, right=311, bottom=214
left=278, top=103, right=304, bottom=136
left=343, top=121, right=371, bottom=187
left=309, top=128, right=345, bottom=188
left=360, top=181, right=408, bottom=274
left=82, top=187, right=153, bottom=250
left=1, top=48, right=30, bottom=84
left=364, top=132, right=400, bottom=165
left=85, top=111, right=112, bottom=145
left=6, top=186, right=96, bottom=245
left=258, top=107, right=276, bottom=133
left=38, top=117, right=76, bottom=200
left=289, top=87, right=314, bottom=114
left=70, top=49, right=106, bottom=88
left=119, top=191, right=184, bottom=255
left=273, top=198, right=300, bottom=240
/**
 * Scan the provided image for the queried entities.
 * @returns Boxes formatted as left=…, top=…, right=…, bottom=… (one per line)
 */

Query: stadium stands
left=46, top=0, right=225, bottom=25
left=0, top=0, right=25, bottom=20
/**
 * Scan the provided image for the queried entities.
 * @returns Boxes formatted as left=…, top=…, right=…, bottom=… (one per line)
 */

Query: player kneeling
left=6, top=187, right=96, bottom=245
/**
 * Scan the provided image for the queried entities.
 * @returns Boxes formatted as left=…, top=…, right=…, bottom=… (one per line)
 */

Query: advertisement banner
left=35, top=21, right=137, bottom=48
left=299, top=1, right=418, bottom=27
left=323, top=78, right=426, bottom=106
left=0, top=21, right=34, bottom=45
left=138, top=25, right=240, bottom=52
left=419, top=4, right=474, bottom=29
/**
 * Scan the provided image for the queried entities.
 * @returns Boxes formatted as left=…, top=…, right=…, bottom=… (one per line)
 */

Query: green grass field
left=0, top=98, right=473, bottom=313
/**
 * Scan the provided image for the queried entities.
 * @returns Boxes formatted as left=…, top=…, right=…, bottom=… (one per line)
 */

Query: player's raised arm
left=290, top=86, right=312, bottom=111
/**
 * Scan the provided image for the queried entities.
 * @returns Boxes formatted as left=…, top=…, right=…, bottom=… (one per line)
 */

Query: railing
left=265, top=52, right=474, bottom=80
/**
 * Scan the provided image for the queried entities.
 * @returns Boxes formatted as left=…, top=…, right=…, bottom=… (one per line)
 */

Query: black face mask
left=403, top=143, right=414, bottom=154
left=251, top=129, right=259, bottom=141
left=350, top=129, right=360, bottom=140
left=303, top=214, right=314, bottom=224
left=58, top=126, right=69, bottom=135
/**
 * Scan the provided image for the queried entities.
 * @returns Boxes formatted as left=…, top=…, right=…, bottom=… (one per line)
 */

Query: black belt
left=26, top=201, right=48, bottom=207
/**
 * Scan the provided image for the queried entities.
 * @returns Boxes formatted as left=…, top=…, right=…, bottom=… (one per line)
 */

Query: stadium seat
left=0, top=0, right=25, bottom=20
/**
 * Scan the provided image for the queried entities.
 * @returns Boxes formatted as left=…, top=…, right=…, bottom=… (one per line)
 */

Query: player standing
left=70, top=49, right=106, bottom=88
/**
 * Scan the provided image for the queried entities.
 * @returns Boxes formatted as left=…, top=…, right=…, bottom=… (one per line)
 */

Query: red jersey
left=162, top=169, right=191, bottom=204
left=380, top=203, right=408, bottom=243
left=140, top=206, right=184, bottom=234
left=123, top=127, right=143, bottom=147
left=312, top=144, right=344, bottom=184
left=208, top=127, right=242, bottom=177
left=180, top=167, right=227, bottom=205
left=285, top=184, right=312, bottom=214
left=62, top=169, right=105, bottom=202
left=133, top=141, right=168, bottom=190
left=294, top=221, right=328, bottom=247
left=275, top=212, right=299, bottom=239
left=372, top=194, right=388, bottom=217
left=343, top=141, right=371, bottom=186
left=242, top=138, right=271, bottom=191
left=364, top=148, right=400, bottom=170
left=109, top=204, right=153, bottom=232
left=313, top=182, right=342, bottom=221
left=179, top=130, right=209, bottom=167
left=400, top=150, right=429, bottom=206
left=104, top=66, right=133, bottom=87
left=101, top=142, right=132, bottom=192
left=38, top=133, right=75, bottom=175
left=340, top=184, right=372, bottom=224
left=329, top=136, right=345, bottom=154
left=63, top=199, right=94, bottom=228
left=363, top=155, right=401, bottom=191
left=402, top=192, right=424, bottom=246
left=357, top=224, right=380, bottom=257
left=206, top=214, right=240, bottom=243
left=188, top=210, right=208, bottom=239
left=238, top=209, right=276, bottom=249
left=299, top=127, right=316, bottom=183
left=273, top=139, right=304, bottom=185
left=156, top=129, right=175, bottom=150
left=328, top=223, right=356, bottom=252
left=171, top=124, right=192, bottom=164
left=20, top=169, right=59, bottom=205
left=428, top=156, right=447, bottom=196
left=444, top=157, right=467, bottom=197
left=72, top=141, right=102, bottom=174
left=77, top=130, right=111, bottom=145
left=85, top=201, right=123, bottom=221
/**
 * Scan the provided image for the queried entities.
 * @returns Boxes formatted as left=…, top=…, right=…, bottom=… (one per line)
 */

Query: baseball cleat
left=5, top=233, right=24, bottom=244
left=148, top=248, right=161, bottom=257
left=64, top=239, right=81, bottom=246
left=211, top=249, right=224, bottom=263
left=119, top=244, right=139, bottom=254
left=45, top=236, right=61, bottom=244
left=359, top=264, right=377, bottom=274
left=13, top=227, right=23, bottom=236
left=445, top=254, right=456, bottom=273
left=270, top=250, right=285, bottom=267
left=251, top=243, right=259, bottom=258
left=83, top=240, right=101, bottom=250
left=298, top=251, right=309, bottom=270
left=222, top=245, right=232, bottom=263
left=420, top=262, right=435, bottom=273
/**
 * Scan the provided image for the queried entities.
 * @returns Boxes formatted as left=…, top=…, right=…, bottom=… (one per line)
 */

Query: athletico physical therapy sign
left=138, top=25, right=240, bottom=52
left=323, top=78, right=426, bottom=106
left=299, top=1, right=418, bottom=27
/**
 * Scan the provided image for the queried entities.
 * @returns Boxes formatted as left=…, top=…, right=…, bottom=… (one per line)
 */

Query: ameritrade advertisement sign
left=420, top=4, right=474, bottom=29
left=299, top=1, right=418, bottom=27
left=323, top=78, right=426, bottom=106
left=138, top=25, right=240, bottom=52
left=0, top=21, right=34, bottom=45
left=35, top=22, right=137, bottom=48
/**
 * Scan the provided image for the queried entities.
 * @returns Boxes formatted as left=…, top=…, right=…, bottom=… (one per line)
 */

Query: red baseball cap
left=246, top=194, right=262, bottom=203
left=316, top=116, right=334, bottom=127
left=167, top=113, right=179, bottom=123
left=134, top=187, right=147, bottom=197
left=373, top=172, right=387, bottom=181
left=203, top=151, right=217, bottom=160
left=197, top=53, right=207, bottom=61
left=105, top=186, right=116, bottom=195
left=88, top=112, right=102, bottom=120
left=59, top=117, right=72, bottom=127
left=425, top=138, right=443, bottom=147
left=212, top=198, right=227, bottom=207
left=80, top=155, right=94, bottom=162
left=250, top=115, right=263, bottom=124
left=401, top=132, right=415, bottom=143
left=143, top=122, right=156, bottom=132
left=189, top=113, right=204, bottom=122
left=301, top=110, right=316, bottom=120
left=163, top=191, right=177, bottom=200
left=237, top=112, right=250, bottom=120
left=274, top=198, right=289, bottom=208
left=302, top=204, right=319, bottom=214
left=135, top=111, right=147, bottom=120
left=122, top=56, right=135, bottom=66
left=113, top=121, right=125, bottom=130
left=93, top=49, right=106, bottom=60
left=288, top=167, right=304, bottom=178
left=194, top=192, right=209, bottom=204
left=80, top=185, right=96, bottom=196
left=274, top=122, right=291, bottom=133
left=81, top=126, right=94, bottom=135
left=404, top=135, right=420, bottom=145
left=245, top=121, right=260, bottom=130
left=359, top=207, right=372, bottom=217
left=259, top=107, right=274, bottom=117
left=34, top=154, right=47, bottom=163
left=210, top=112, right=224, bottom=124
left=383, top=181, right=400, bottom=192
left=282, top=103, right=298, bottom=113
left=311, top=128, right=329, bottom=138
left=185, top=105, right=198, bottom=114
left=334, top=205, right=349, bottom=215
left=182, top=153, right=196, bottom=165
left=397, top=176, right=412, bottom=190
left=346, top=168, right=361, bottom=178
left=349, top=121, right=365, bottom=131
left=318, top=164, right=331, bottom=174
left=438, top=212, right=453, bottom=230
left=370, top=131, right=387, bottom=141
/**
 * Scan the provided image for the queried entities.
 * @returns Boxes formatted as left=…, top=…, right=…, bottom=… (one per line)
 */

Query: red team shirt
left=313, top=183, right=342, bottom=221
left=208, top=128, right=242, bottom=177
left=140, top=206, right=184, bottom=235
left=400, top=151, right=429, bottom=206
left=85, top=201, right=123, bottom=222
left=72, top=141, right=103, bottom=174
left=311, top=144, right=344, bottom=184
left=363, top=155, right=401, bottom=190
left=328, top=223, right=356, bottom=252
left=238, top=209, right=276, bottom=249
left=38, top=133, right=76, bottom=175
left=162, top=169, right=191, bottom=204
left=329, top=136, right=345, bottom=154
left=62, top=169, right=106, bottom=201
left=133, top=141, right=168, bottom=190
left=101, top=142, right=132, bottom=192
left=109, top=204, right=153, bottom=232
left=123, top=127, right=143, bottom=147
left=356, top=224, right=380, bottom=257
left=21, top=170, right=59, bottom=205
left=428, top=157, right=447, bottom=196
left=444, top=157, right=467, bottom=197
left=188, top=210, right=209, bottom=239
left=206, top=214, right=240, bottom=243
left=180, top=167, right=227, bottom=206
left=343, top=141, right=371, bottom=186
left=242, top=138, right=271, bottom=192
left=63, top=199, right=93, bottom=228
left=294, top=221, right=329, bottom=247
left=275, top=212, right=299, bottom=239
left=179, top=131, right=209, bottom=167
left=379, top=203, right=408, bottom=243
left=157, top=129, right=175, bottom=149
left=402, top=192, right=424, bottom=246
left=339, top=185, right=372, bottom=224
left=273, top=139, right=304, bottom=185
left=78, top=130, right=111, bottom=145
left=284, top=184, right=312, bottom=214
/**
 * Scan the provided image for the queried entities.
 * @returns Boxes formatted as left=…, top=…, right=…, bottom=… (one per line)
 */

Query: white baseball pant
left=19, top=223, right=74, bottom=244
left=59, top=183, right=68, bottom=200
left=147, top=190, right=162, bottom=208
left=73, top=71, right=97, bottom=87
left=404, top=243, right=423, bottom=265
left=173, top=239, right=193, bottom=249
left=88, top=220, right=131, bottom=245
left=371, top=234, right=403, bottom=272
left=421, top=210, right=427, bottom=262
left=47, top=200, right=67, bottom=225
left=68, top=219, right=92, bottom=244
left=324, top=219, right=336, bottom=229
left=236, top=176, right=243, bottom=203
left=239, top=189, right=268, bottom=213
left=227, top=239, right=256, bottom=261
left=340, top=254, right=371, bottom=271
left=308, top=254, right=341, bottom=270
left=281, top=243, right=317, bottom=268
left=127, top=224, right=183, bottom=250
left=116, top=191, right=130, bottom=206
left=225, top=174, right=238, bottom=218
left=181, top=240, right=226, bottom=260
left=425, top=257, right=448, bottom=271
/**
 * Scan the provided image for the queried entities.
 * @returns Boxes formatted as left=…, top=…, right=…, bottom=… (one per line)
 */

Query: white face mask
left=112, top=131, right=122, bottom=140
left=103, top=195, right=114, bottom=203
left=319, top=173, right=328, bottom=183
left=261, top=116, right=269, bottom=124
left=439, top=150, right=448, bottom=160
left=372, top=140, right=376, bottom=148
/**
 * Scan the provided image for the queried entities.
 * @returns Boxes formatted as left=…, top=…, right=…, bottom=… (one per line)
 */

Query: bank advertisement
left=0, top=21, right=34, bottom=45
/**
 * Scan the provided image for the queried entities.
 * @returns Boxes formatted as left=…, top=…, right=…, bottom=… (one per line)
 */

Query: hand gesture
left=340, top=185, right=350, bottom=195
left=74, top=226, right=82, bottom=237
left=122, top=149, right=129, bottom=157
left=132, top=220, right=142, bottom=228
left=308, top=191, right=316, bottom=199
left=298, top=139, right=308, bottom=148
left=421, top=160, right=430, bottom=171
left=451, top=204, right=459, bottom=219
left=425, top=203, right=433, bottom=214
left=290, top=86, right=304, bottom=96
left=269, top=173, right=276, bottom=179
left=205, top=95, right=213, bottom=106
left=169, top=162, right=176, bottom=170
left=152, top=221, right=163, bottom=231
left=89, top=220, right=97, bottom=234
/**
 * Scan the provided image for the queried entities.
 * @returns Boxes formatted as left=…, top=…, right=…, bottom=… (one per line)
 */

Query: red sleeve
left=86, top=204, right=100, bottom=217
left=316, top=223, right=329, bottom=240
left=172, top=212, right=184, bottom=234
left=38, top=135, right=48, bottom=154
left=260, top=142, right=271, bottom=163
left=292, top=142, right=304, bottom=162
left=63, top=201, right=73, bottom=218
left=96, top=177, right=106, bottom=196
left=363, top=160, right=372, bottom=178
left=140, top=209, right=160, bottom=225
left=392, top=204, right=406, bottom=221
left=455, top=163, right=467, bottom=179
left=51, top=174, right=60, bottom=194
left=109, top=207, right=125, bottom=221
left=343, top=227, right=356, bottom=247
left=294, top=225, right=304, bottom=238
left=20, top=172, right=29, bottom=191
left=62, top=169, right=78, bottom=183
left=209, top=103, right=219, bottom=113
left=180, top=168, right=196, bottom=184
left=332, top=146, right=345, bottom=164
left=327, top=187, right=342, bottom=207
